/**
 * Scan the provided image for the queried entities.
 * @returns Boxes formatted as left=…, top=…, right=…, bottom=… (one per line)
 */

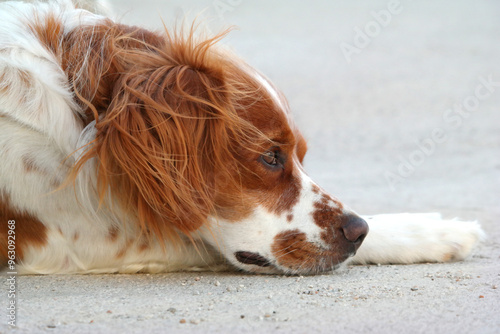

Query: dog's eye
left=260, top=149, right=283, bottom=169
left=262, top=151, right=278, bottom=165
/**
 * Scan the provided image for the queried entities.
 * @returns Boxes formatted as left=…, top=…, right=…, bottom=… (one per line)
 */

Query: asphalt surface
left=2, top=1, right=499, bottom=333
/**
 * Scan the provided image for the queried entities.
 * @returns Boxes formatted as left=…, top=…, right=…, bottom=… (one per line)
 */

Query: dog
left=0, top=0, right=483, bottom=275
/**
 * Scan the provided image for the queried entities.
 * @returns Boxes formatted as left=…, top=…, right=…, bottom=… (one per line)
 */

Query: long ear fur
left=65, top=21, right=259, bottom=243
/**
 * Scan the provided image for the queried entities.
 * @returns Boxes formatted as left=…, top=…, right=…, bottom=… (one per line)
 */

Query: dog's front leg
left=349, top=213, right=484, bottom=265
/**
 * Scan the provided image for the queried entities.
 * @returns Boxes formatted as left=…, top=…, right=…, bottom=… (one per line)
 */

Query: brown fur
left=0, top=194, right=48, bottom=266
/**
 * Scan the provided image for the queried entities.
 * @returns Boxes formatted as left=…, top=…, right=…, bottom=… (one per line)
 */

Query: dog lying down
left=0, top=0, right=484, bottom=274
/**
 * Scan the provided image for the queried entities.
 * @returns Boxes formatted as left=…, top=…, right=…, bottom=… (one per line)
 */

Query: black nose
left=341, top=214, right=369, bottom=247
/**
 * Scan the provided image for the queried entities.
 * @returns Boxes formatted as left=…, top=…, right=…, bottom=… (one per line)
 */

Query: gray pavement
left=2, top=1, right=500, bottom=333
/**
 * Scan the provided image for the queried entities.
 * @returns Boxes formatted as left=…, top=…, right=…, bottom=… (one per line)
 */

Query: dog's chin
left=231, top=251, right=349, bottom=275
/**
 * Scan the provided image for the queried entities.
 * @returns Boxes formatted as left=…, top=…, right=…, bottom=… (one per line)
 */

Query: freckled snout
left=341, top=214, right=369, bottom=251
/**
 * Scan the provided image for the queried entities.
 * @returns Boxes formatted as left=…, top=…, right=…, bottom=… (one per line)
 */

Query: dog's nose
left=341, top=214, right=369, bottom=246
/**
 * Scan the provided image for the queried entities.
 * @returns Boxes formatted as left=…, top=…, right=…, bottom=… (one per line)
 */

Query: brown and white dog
left=0, top=0, right=483, bottom=275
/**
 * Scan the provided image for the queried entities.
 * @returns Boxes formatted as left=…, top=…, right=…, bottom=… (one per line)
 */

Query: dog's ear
left=68, top=22, right=260, bottom=243
left=104, top=64, right=233, bottom=237
left=71, top=31, right=245, bottom=245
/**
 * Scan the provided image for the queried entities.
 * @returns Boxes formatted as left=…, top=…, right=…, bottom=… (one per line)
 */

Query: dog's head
left=67, top=22, right=368, bottom=274
left=196, top=63, right=369, bottom=274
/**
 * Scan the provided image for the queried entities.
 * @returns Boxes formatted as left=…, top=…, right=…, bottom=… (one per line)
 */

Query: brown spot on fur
left=28, top=13, right=64, bottom=59
left=17, top=70, right=33, bottom=89
left=73, top=232, right=79, bottom=242
left=286, top=214, right=293, bottom=222
left=107, top=226, right=119, bottom=242
left=0, top=194, right=48, bottom=265
left=271, top=229, right=349, bottom=273
left=312, top=194, right=344, bottom=247
left=0, top=72, right=6, bottom=94
left=271, top=227, right=354, bottom=273
left=115, top=248, right=126, bottom=259
left=272, top=229, right=316, bottom=270
left=22, top=156, right=60, bottom=189
left=138, top=238, right=150, bottom=252
left=0, top=65, right=33, bottom=89
left=22, top=154, right=55, bottom=176
left=313, top=196, right=343, bottom=229
left=57, top=227, right=63, bottom=236
left=22, top=155, right=38, bottom=173
left=115, top=239, right=133, bottom=259
left=0, top=67, right=35, bottom=104
left=50, top=178, right=61, bottom=189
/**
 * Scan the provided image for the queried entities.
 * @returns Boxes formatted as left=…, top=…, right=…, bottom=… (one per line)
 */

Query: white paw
left=419, top=218, right=485, bottom=262
left=351, top=213, right=485, bottom=265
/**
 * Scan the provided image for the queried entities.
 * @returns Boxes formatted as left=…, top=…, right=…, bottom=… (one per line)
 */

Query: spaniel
left=0, top=0, right=483, bottom=275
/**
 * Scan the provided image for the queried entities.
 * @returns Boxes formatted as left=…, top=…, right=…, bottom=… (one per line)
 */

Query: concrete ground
left=2, top=0, right=500, bottom=333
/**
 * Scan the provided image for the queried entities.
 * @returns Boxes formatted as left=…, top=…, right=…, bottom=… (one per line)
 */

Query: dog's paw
left=422, top=218, right=485, bottom=262
left=351, top=213, right=485, bottom=265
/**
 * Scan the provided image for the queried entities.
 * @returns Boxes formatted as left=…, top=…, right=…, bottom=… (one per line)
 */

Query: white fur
left=0, top=0, right=484, bottom=275
left=351, top=213, right=485, bottom=265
